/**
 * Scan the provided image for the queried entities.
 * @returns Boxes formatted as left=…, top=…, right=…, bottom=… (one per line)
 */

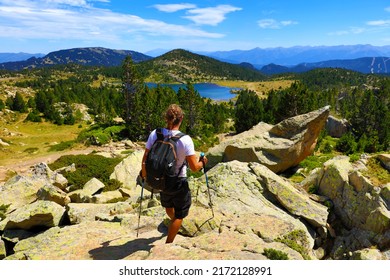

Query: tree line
left=235, top=76, right=390, bottom=153
left=2, top=59, right=389, bottom=153
left=121, top=56, right=233, bottom=146
left=2, top=59, right=233, bottom=148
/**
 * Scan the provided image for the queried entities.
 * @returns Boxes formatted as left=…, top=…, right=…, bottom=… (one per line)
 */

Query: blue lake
left=146, top=83, right=239, bottom=101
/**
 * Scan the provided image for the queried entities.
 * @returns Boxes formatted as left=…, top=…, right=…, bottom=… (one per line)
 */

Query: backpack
left=145, top=128, right=186, bottom=192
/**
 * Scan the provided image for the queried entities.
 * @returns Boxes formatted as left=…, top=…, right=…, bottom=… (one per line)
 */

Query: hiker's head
left=165, top=104, right=184, bottom=129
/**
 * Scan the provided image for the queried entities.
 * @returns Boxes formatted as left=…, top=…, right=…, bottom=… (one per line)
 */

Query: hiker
left=140, top=104, right=208, bottom=243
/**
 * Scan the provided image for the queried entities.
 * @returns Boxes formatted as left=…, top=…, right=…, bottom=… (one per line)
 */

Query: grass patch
left=77, top=125, right=126, bottom=146
left=48, top=140, right=75, bottom=152
left=214, top=79, right=295, bottom=98
left=23, top=147, right=39, bottom=154
left=275, top=230, right=311, bottom=260
left=48, top=154, right=123, bottom=191
left=362, top=157, right=390, bottom=187
left=298, top=154, right=334, bottom=172
left=263, top=248, right=289, bottom=260
left=0, top=115, right=86, bottom=166
left=317, top=136, right=338, bottom=154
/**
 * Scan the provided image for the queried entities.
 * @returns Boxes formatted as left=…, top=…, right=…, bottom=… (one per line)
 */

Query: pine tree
left=234, top=90, right=263, bottom=133
left=13, top=92, right=28, bottom=113
left=122, top=56, right=144, bottom=139
left=177, top=83, right=203, bottom=135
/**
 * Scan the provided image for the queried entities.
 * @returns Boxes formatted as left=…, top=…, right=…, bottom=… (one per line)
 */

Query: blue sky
left=0, top=0, right=389, bottom=54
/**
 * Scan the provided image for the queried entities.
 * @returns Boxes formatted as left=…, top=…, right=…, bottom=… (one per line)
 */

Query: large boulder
left=0, top=200, right=66, bottom=231
left=30, top=162, right=68, bottom=190
left=378, top=154, right=390, bottom=172
left=318, top=156, right=390, bottom=234
left=66, top=202, right=133, bottom=224
left=91, top=189, right=127, bottom=204
left=325, top=115, right=349, bottom=138
left=250, top=163, right=329, bottom=229
left=0, top=175, right=43, bottom=213
left=68, top=178, right=105, bottom=203
left=190, top=161, right=318, bottom=257
left=36, top=184, right=71, bottom=206
left=206, top=106, right=330, bottom=173
left=110, top=150, right=143, bottom=194
left=6, top=221, right=142, bottom=260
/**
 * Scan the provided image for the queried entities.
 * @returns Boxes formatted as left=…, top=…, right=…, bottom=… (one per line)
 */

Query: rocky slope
left=0, top=108, right=389, bottom=260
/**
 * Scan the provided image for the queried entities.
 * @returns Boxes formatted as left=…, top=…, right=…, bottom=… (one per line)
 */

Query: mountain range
left=0, top=47, right=152, bottom=71
left=260, top=57, right=390, bottom=75
left=0, top=52, right=45, bottom=63
left=0, top=45, right=389, bottom=75
left=202, top=44, right=390, bottom=66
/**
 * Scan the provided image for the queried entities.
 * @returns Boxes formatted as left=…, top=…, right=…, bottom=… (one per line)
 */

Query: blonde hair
left=165, top=104, right=184, bottom=128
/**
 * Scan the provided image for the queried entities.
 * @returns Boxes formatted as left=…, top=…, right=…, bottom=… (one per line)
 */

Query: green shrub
left=103, top=125, right=126, bottom=141
left=349, top=153, right=361, bottom=162
left=298, top=155, right=333, bottom=172
left=48, top=141, right=74, bottom=152
left=276, top=230, right=311, bottom=260
left=103, top=179, right=123, bottom=192
left=263, top=248, right=289, bottom=260
left=336, top=132, right=357, bottom=155
left=321, top=142, right=333, bottom=154
left=25, top=110, right=42, bottom=122
left=362, top=157, right=390, bottom=186
left=48, top=154, right=123, bottom=191
left=77, top=125, right=126, bottom=146
left=23, top=147, right=39, bottom=154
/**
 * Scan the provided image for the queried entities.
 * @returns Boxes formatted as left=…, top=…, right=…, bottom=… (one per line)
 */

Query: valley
left=0, top=47, right=388, bottom=182
left=0, top=47, right=389, bottom=261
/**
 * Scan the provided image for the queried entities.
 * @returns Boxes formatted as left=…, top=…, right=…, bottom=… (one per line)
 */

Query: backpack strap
left=156, top=128, right=164, bottom=141
left=171, top=132, right=187, bottom=176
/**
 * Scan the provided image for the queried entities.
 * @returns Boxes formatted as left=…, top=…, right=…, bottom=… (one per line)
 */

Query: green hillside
left=138, top=49, right=266, bottom=83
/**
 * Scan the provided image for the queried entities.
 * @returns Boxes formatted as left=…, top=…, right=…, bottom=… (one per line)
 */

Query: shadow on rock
left=88, top=235, right=163, bottom=260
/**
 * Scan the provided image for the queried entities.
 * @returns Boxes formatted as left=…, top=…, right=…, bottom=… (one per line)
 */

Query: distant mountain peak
left=0, top=47, right=152, bottom=71
left=203, top=45, right=390, bottom=66
left=139, top=48, right=265, bottom=83
left=0, top=52, right=45, bottom=63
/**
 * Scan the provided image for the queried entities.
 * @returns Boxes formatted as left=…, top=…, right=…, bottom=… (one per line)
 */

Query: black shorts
left=160, top=178, right=191, bottom=219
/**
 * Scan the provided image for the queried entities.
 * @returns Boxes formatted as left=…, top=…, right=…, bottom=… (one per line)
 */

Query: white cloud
left=385, top=7, right=390, bottom=12
left=0, top=0, right=224, bottom=42
left=152, top=3, right=197, bottom=13
left=366, top=20, right=390, bottom=27
left=46, top=0, right=88, bottom=6
left=183, top=5, right=242, bottom=26
left=258, top=19, right=297, bottom=29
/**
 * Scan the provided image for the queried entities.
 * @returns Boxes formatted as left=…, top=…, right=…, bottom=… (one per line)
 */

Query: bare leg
left=165, top=207, right=182, bottom=243
left=165, top=207, right=175, bottom=220
left=166, top=217, right=183, bottom=243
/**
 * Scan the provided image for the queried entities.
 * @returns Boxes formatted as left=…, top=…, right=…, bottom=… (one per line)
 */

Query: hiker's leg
left=166, top=217, right=183, bottom=243
left=165, top=207, right=175, bottom=220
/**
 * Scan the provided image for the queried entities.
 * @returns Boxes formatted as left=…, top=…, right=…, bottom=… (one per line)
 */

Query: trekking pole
left=200, top=152, right=214, bottom=218
left=136, top=179, right=145, bottom=237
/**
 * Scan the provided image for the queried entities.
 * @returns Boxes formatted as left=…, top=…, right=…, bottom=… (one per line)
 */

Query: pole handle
left=200, top=152, right=205, bottom=168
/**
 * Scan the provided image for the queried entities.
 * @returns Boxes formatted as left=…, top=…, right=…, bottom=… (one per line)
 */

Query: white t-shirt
left=145, top=128, right=195, bottom=177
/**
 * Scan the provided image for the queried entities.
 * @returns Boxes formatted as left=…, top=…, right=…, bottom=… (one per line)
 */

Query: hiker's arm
left=186, top=154, right=208, bottom=172
left=141, top=149, right=149, bottom=179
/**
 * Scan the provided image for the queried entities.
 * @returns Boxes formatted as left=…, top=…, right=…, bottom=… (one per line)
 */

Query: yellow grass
left=214, top=80, right=295, bottom=98
left=0, top=113, right=86, bottom=167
